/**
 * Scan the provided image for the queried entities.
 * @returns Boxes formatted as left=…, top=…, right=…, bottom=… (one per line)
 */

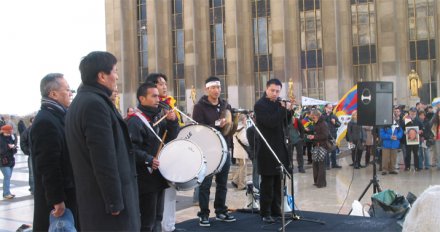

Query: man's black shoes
left=262, top=216, right=275, bottom=224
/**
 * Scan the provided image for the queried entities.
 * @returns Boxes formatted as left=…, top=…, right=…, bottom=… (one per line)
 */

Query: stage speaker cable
left=337, top=160, right=356, bottom=214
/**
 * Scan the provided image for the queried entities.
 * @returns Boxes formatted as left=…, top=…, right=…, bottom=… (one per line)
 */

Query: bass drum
left=177, top=124, right=228, bottom=177
left=158, top=139, right=206, bottom=191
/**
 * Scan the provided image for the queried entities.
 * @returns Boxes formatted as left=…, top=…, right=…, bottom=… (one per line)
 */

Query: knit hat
left=0, top=125, right=13, bottom=133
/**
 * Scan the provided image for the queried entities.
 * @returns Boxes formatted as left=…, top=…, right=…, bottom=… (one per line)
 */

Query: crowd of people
left=1, top=50, right=440, bottom=231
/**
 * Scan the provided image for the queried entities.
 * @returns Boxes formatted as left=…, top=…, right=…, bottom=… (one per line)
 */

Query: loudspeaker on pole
left=357, top=81, right=393, bottom=126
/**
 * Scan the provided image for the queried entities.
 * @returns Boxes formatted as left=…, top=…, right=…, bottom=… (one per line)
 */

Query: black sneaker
left=216, top=212, right=236, bottom=222
left=199, top=215, right=210, bottom=227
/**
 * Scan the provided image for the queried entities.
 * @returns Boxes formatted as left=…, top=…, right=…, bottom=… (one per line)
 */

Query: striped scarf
left=41, top=97, right=67, bottom=115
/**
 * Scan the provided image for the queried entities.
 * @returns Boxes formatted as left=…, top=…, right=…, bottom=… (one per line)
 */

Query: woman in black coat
left=65, top=51, right=140, bottom=231
left=0, top=125, right=17, bottom=199
left=307, top=110, right=328, bottom=188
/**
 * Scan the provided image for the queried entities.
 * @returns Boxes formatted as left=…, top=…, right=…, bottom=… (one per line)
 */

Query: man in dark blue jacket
left=127, top=82, right=179, bottom=231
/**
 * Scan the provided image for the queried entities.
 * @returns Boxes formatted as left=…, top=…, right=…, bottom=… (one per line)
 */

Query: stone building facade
left=105, top=0, right=440, bottom=114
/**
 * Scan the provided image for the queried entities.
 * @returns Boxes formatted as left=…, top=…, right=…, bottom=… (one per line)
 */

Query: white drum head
left=178, top=124, right=228, bottom=175
left=158, top=140, right=204, bottom=183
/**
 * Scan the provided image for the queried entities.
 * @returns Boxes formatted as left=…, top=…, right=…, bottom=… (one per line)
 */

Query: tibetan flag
left=301, top=116, right=312, bottom=129
left=333, top=85, right=357, bottom=145
left=333, top=85, right=357, bottom=117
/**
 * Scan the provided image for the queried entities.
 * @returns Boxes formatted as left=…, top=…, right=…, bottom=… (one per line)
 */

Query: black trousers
left=292, top=141, right=304, bottom=169
left=304, top=141, right=313, bottom=162
left=197, top=154, right=231, bottom=217
left=312, top=161, right=326, bottom=187
left=260, top=175, right=282, bottom=217
left=405, top=145, right=419, bottom=170
left=351, top=145, right=364, bottom=167
left=140, top=189, right=165, bottom=232
left=365, top=145, right=373, bottom=164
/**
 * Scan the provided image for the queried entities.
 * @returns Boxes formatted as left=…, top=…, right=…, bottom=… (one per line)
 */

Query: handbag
left=1, top=155, right=10, bottom=166
left=327, top=136, right=337, bottom=152
left=235, top=135, right=253, bottom=160
left=311, top=146, right=327, bottom=162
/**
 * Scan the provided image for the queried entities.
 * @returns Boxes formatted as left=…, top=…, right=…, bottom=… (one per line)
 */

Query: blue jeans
left=0, top=166, right=13, bottom=197
left=325, top=150, right=337, bottom=168
left=434, top=141, right=440, bottom=168
left=197, top=154, right=231, bottom=216
left=418, top=146, right=431, bottom=169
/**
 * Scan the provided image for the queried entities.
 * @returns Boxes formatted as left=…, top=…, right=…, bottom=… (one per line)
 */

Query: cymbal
left=221, top=109, right=233, bottom=136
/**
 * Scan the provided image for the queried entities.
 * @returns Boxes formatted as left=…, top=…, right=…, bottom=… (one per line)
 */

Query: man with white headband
left=193, top=76, right=235, bottom=227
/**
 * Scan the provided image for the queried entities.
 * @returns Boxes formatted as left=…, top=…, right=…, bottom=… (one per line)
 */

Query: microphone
left=231, top=108, right=253, bottom=114
left=277, top=97, right=291, bottom=103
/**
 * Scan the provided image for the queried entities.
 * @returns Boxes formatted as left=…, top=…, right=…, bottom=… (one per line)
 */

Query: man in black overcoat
left=65, top=51, right=140, bottom=231
left=254, top=78, right=294, bottom=223
left=31, top=73, right=78, bottom=231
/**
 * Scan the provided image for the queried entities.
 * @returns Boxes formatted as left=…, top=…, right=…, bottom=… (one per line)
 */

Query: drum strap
left=135, top=111, right=163, bottom=143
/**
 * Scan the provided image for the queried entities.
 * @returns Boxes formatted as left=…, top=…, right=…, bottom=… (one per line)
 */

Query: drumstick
left=155, top=130, right=168, bottom=158
left=148, top=130, right=168, bottom=174
left=153, top=114, right=168, bottom=127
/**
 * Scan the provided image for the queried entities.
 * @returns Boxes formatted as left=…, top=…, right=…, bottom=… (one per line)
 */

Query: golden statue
left=288, top=78, right=296, bottom=103
left=408, top=69, right=422, bottom=97
left=190, top=85, right=197, bottom=104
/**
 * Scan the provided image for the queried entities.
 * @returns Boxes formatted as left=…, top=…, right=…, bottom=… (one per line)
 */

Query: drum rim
left=158, top=139, right=206, bottom=183
left=177, top=124, right=228, bottom=176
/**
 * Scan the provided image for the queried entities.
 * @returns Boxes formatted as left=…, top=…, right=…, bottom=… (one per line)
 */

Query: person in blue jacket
left=380, top=122, right=403, bottom=175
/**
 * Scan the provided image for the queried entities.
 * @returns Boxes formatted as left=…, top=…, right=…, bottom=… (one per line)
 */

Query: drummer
left=126, top=82, right=180, bottom=231
left=145, top=73, right=184, bottom=232
left=193, top=76, right=236, bottom=227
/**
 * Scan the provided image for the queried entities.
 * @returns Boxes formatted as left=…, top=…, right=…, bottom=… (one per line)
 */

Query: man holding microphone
left=254, top=79, right=294, bottom=223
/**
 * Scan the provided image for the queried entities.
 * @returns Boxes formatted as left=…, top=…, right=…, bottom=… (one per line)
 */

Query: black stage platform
left=176, top=211, right=401, bottom=231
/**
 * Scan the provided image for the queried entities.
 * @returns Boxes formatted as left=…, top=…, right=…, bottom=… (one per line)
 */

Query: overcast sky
left=0, top=0, right=106, bottom=116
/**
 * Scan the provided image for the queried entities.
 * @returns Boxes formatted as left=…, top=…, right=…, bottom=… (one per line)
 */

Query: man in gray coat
left=65, top=51, right=140, bottom=231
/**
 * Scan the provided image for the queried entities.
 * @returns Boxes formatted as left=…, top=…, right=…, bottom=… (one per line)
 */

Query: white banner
left=301, top=96, right=330, bottom=106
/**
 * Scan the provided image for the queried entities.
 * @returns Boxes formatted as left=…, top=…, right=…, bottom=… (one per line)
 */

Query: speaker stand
left=348, top=126, right=382, bottom=215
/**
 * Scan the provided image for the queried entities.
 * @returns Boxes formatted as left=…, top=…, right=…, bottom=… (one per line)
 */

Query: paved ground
left=1, top=149, right=439, bottom=231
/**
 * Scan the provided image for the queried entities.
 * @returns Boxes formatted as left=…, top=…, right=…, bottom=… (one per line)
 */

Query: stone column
left=336, top=0, right=354, bottom=97
left=436, top=0, right=440, bottom=99
left=321, top=0, right=338, bottom=102
left=285, top=0, right=302, bottom=101
left=270, top=0, right=288, bottom=98
left=224, top=0, right=254, bottom=109
left=184, top=0, right=210, bottom=113
left=147, top=0, right=173, bottom=91
left=377, top=0, right=408, bottom=105
left=105, top=0, right=138, bottom=112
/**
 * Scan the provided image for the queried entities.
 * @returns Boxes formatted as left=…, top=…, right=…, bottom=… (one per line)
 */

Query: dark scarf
left=137, top=104, right=161, bottom=122
left=41, top=97, right=67, bottom=115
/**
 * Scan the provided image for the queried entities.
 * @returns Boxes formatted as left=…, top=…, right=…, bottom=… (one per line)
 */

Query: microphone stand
left=244, top=112, right=291, bottom=232
left=278, top=101, right=325, bottom=231
left=247, top=101, right=324, bottom=232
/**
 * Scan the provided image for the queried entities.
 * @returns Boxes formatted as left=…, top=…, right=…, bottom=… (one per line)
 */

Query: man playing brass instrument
left=193, top=76, right=235, bottom=227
